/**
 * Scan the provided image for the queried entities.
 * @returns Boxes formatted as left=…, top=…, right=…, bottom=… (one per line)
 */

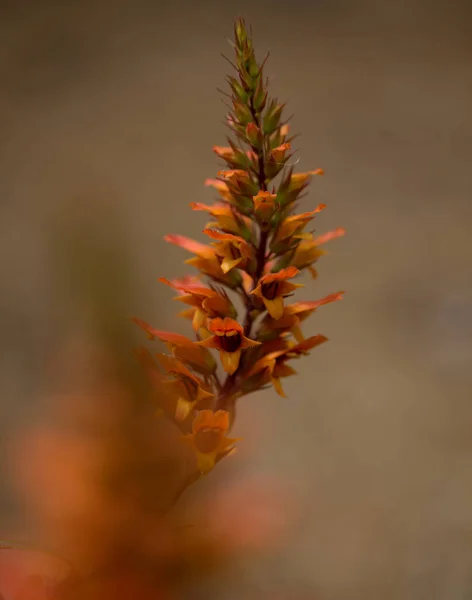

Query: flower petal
left=251, top=283, right=263, bottom=299
left=195, top=335, right=219, bottom=349
left=221, top=256, right=242, bottom=274
left=190, top=410, right=212, bottom=434
left=192, top=308, right=206, bottom=331
left=313, top=227, right=346, bottom=246
left=286, top=292, right=344, bottom=316
left=274, top=363, right=297, bottom=378
left=271, top=376, right=286, bottom=397
left=175, top=397, right=194, bottom=421
left=288, top=334, right=328, bottom=354
left=220, top=349, right=241, bottom=374
left=212, top=410, right=231, bottom=430
left=133, top=318, right=194, bottom=347
left=208, top=317, right=243, bottom=335
left=172, top=345, right=216, bottom=375
left=260, top=266, right=299, bottom=285
left=164, top=234, right=213, bottom=256
left=203, top=229, right=245, bottom=244
left=196, top=451, right=218, bottom=474
left=263, top=296, right=285, bottom=320
left=196, top=386, right=215, bottom=403
left=240, top=336, right=262, bottom=349
left=291, top=324, right=304, bottom=343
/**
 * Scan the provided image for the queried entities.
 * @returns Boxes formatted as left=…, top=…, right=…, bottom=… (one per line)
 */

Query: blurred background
left=1, top=0, right=472, bottom=598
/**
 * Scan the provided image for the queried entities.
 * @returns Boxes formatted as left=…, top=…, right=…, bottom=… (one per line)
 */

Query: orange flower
left=270, top=142, right=291, bottom=163
left=135, top=347, right=183, bottom=421
left=190, top=202, right=251, bottom=238
left=276, top=167, right=325, bottom=208
left=212, top=146, right=235, bottom=160
left=212, top=145, right=248, bottom=170
left=247, top=335, right=328, bottom=396
left=135, top=346, right=165, bottom=389
left=284, top=292, right=345, bottom=320
left=280, top=124, right=289, bottom=138
left=251, top=266, right=302, bottom=320
left=203, top=229, right=253, bottom=274
left=164, top=233, right=212, bottom=257
left=258, top=292, right=344, bottom=342
left=204, top=178, right=233, bottom=202
left=196, top=317, right=260, bottom=374
left=252, top=190, right=277, bottom=222
left=246, top=122, right=262, bottom=146
left=212, top=169, right=260, bottom=214
left=135, top=348, right=213, bottom=423
left=253, top=190, right=276, bottom=211
left=312, top=227, right=346, bottom=246
left=159, top=277, right=235, bottom=331
left=289, top=168, right=324, bottom=190
left=272, top=205, right=326, bottom=247
left=156, top=354, right=214, bottom=421
left=240, top=270, right=254, bottom=296
left=291, top=228, right=345, bottom=277
left=164, top=233, right=238, bottom=285
left=267, top=125, right=290, bottom=154
left=217, top=169, right=250, bottom=182
left=132, top=318, right=216, bottom=375
left=183, top=410, right=239, bottom=474
left=218, top=168, right=256, bottom=198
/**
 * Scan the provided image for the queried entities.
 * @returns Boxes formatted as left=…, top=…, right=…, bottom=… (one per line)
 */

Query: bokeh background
left=1, top=0, right=472, bottom=598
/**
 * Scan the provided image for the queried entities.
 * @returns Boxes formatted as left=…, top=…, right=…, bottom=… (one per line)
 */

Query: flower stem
left=217, top=98, right=269, bottom=413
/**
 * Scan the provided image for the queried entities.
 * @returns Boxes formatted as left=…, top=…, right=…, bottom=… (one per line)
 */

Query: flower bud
left=270, top=142, right=291, bottom=163
left=233, top=100, right=253, bottom=126
left=253, top=75, right=267, bottom=112
left=262, top=101, right=284, bottom=135
left=227, top=76, right=248, bottom=103
left=253, top=190, right=277, bottom=223
left=246, top=122, right=262, bottom=147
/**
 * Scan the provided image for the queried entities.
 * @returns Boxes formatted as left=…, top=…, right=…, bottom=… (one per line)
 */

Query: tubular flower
left=164, top=233, right=241, bottom=287
left=252, top=190, right=277, bottom=223
left=197, top=317, right=260, bottom=374
left=132, top=318, right=216, bottom=375
left=135, top=347, right=196, bottom=425
left=204, top=177, right=234, bottom=202
left=290, top=169, right=324, bottom=188
left=266, top=143, right=292, bottom=179
left=190, top=202, right=252, bottom=238
left=219, top=168, right=259, bottom=198
left=251, top=266, right=303, bottom=320
left=212, top=146, right=239, bottom=165
left=218, top=169, right=251, bottom=182
left=203, top=229, right=254, bottom=274
left=134, top=18, right=344, bottom=483
left=258, top=292, right=344, bottom=342
left=270, top=142, right=291, bottom=163
left=284, top=292, right=345, bottom=320
left=276, top=167, right=324, bottom=207
left=291, top=228, right=346, bottom=277
left=183, top=410, right=239, bottom=474
left=159, top=277, right=235, bottom=331
left=271, top=205, right=326, bottom=249
left=247, top=335, right=328, bottom=396
left=156, top=354, right=214, bottom=421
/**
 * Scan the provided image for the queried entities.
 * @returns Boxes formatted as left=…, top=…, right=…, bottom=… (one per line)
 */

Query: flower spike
left=134, top=18, right=344, bottom=484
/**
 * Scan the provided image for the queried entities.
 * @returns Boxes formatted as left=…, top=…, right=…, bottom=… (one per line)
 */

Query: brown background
left=1, top=0, right=472, bottom=598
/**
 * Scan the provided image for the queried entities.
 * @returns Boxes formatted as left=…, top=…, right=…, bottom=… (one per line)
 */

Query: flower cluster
left=134, top=18, right=344, bottom=476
